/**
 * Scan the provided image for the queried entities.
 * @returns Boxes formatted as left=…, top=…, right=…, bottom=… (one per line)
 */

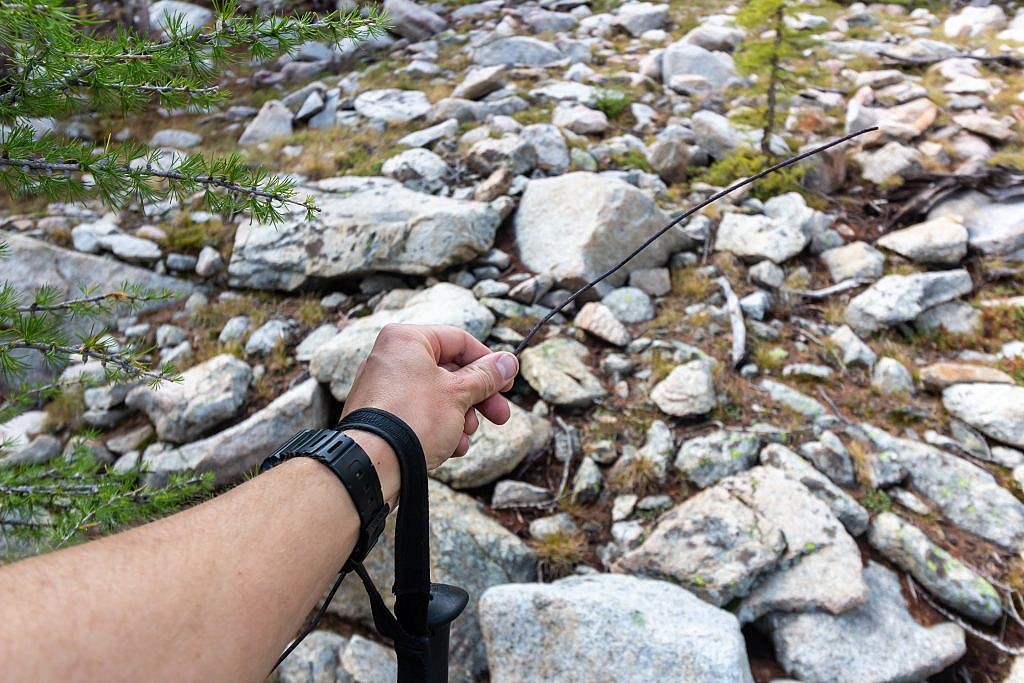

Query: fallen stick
left=715, top=276, right=746, bottom=369
left=780, top=278, right=872, bottom=300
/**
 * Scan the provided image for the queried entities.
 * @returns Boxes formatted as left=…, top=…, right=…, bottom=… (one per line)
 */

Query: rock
left=574, top=302, right=630, bottom=346
left=383, top=0, right=447, bottom=41
left=691, top=110, right=745, bottom=160
left=520, top=338, right=606, bottom=408
left=2, top=435, right=62, bottom=466
left=149, top=128, right=202, bottom=149
left=760, top=380, right=825, bottom=418
left=612, top=494, right=638, bottom=522
left=871, top=357, right=915, bottom=395
left=615, top=485, right=784, bottom=606
left=479, top=574, right=754, bottom=683
left=953, top=113, right=1014, bottom=143
left=920, top=363, right=1014, bottom=392
left=877, top=216, right=968, bottom=265
left=492, top=480, right=554, bottom=509
left=433, top=402, right=551, bottom=488
left=914, top=300, right=980, bottom=335
left=228, top=177, right=500, bottom=290
left=277, top=630, right=349, bottom=683
left=609, top=420, right=675, bottom=488
left=354, top=89, right=430, bottom=123
left=397, top=118, right=459, bottom=148
left=943, top=383, right=1024, bottom=449
left=629, top=267, right=671, bottom=296
left=529, top=512, right=577, bottom=540
left=474, top=37, right=565, bottom=67
left=798, top=434, right=856, bottom=488
left=929, top=191, right=1024, bottom=257
left=516, top=173, right=684, bottom=291
left=944, top=5, right=1006, bottom=39
left=650, top=360, right=717, bottom=418
left=766, top=562, right=965, bottom=683
left=674, top=430, right=761, bottom=488
left=739, top=291, right=771, bottom=321
left=521, top=124, right=570, bottom=174
left=875, top=98, right=940, bottom=141
left=819, top=241, right=884, bottom=283
left=614, top=2, right=669, bottom=37
left=0, top=411, right=46, bottom=451
left=218, top=316, right=250, bottom=343
left=340, top=636, right=397, bottom=683
left=156, top=324, right=188, bottom=348
left=646, top=138, right=690, bottom=184
left=682, top=23, right=744, bottom=52
left=602, top=287, right=654, bottom=323
left=508, top=274, right=554, bottom=305
left=238, top=101, right=293, bottom=145
left=466, top=135, right=537, bottom=176
left=721, top=467, right=866, bottom=623
left=311, top=284, right=493, bottom=401
left=295, top=324, right=337, bottom=362
left=661, top=42, right=737, bottom=90
left=844, top=270, right=973, bottom=335
left=782, top=364, right=833, bottom=381
left=852, top=141, right=921, bottom=185
left=106, top=424, right=152, bottom=455
left=760, top=444, right=868, bottom=536
left=868, top=512, right=1001, bottom=624
left=571, top=456, right=603, bottom=503
left=329, top=480, right=535, bottom=682
left=245, top=319, right=296, bottom=355
left=829, top=325, right=877, bottom=367
left=381, top=148, right=449, bottom=193
left=452, top=65, right=506, bottom=100
left=149, top=0, right=212, bottom=33
left=749, top=260, right=785, bottom=289
left=125, top=354, right=252, bottom=444
left=552, top=104, right=608, bottom=135
left=715, top=212, right=808, bottom=264
left=195, top=246, right=224, bottom=277
left=95, top=233, right=162, bottom=264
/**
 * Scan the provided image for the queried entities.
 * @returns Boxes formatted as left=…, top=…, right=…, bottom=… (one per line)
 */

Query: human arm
left=0, top=324, right=518, bottom=683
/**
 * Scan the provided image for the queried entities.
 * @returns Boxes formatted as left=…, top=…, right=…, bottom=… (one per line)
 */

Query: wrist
left=342, top=429, right=401, bottom=510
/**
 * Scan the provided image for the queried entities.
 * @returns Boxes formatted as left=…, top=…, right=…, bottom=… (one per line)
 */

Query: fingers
left=417, top=325, right=495, bottom=367
left=450, top=352, right=519, bottom=409
left=453, top=433, right=471, bottom=459
left=464, top=407, right=479, bottom=436
left=476, top=393, right=511, bottom=425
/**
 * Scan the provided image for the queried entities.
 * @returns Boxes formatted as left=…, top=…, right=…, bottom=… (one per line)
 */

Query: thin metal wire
left=512, top=126, right=879, bottom=357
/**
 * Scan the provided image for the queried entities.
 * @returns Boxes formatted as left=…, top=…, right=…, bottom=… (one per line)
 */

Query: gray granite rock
left=245, top=319, right=297, bottom=355
left=354, top=89, right=431, bottom=123
left=674, top=430, right=761, bottom=488
left=871, top=356, right=915, bottom=395
left=845, top=270, right=973, bottom=335
left=126, top=354, right=252, bottom=444
left=829, top=325, right=877, bottom=367
left=520, top=338, right=606, bottom=407
left=277, top=630, right=350, bottom=683
left=760, top=380, right=825, bottom=417
left=480, top=574, right=754, bottom=683
left=868, top=512, right=1001, bottom=624
left=339, top=636, right=396, bottom=683
left=383, top=0, right=447, bottom=40
left=877, top=216, right=968, bottom=265
left=943, top=383, right=1024, bottom=449
left=238, top=100, right=292, bottom=145
left=574, top=302, right=630, bottom=346
left=766, top=562, right=965, bottom=683
left=381, top=148, right=449, bottom=193
left=475, top=36, right=565, bottom=67
left=602, top=287, right=655, bottom=323
left=819, top=241, right=884, bottom=283
left=797, top=433, right=856, bottom=488
left=650, top=360, right=716, bottom=417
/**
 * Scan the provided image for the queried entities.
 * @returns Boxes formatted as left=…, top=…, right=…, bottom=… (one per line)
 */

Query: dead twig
left=912, top=576, right=1024, bottom=655
left=715, top=276, right=747, bottom=369
left=780, top=278, right=871, bottom=300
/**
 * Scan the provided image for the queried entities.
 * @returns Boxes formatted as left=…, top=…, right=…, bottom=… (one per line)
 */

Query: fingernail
left=496, top=353, right=518, bottom=381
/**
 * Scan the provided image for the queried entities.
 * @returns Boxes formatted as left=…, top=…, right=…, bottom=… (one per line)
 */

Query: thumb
left=452, top=352, right=518, bottom=407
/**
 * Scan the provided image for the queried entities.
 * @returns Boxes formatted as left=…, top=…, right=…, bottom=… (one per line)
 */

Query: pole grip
left=424, top=583, right=469, bottom=683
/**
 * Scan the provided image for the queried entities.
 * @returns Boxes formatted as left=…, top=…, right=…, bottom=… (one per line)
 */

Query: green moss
left=862, top=489, right=892, bottom=514
left=697, top=148, right=808, bottom=202
left=593, top=88, right=633, bottom=121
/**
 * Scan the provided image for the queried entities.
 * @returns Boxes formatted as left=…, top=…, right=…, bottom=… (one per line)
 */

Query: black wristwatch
left=260, top=429, right=390, bottom=564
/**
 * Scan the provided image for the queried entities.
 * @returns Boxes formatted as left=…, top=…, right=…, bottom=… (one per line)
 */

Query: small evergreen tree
left=0, top=0, right=388, bottom=555
left=734, top=0, right=823, bottom=155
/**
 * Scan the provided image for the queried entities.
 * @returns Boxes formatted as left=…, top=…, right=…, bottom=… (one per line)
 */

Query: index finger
left=417, top=324, right=494, bottom=368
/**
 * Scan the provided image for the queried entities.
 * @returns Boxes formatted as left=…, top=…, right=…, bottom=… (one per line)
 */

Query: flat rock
left=381, top=148, right=449, bottom=193
left=819, top=241, right=884, bottom=283
left=661, top=41, right=737, bottom=90
left=844, top=270, right=973, bottom=335
left=798, top=434, right=856, bottom=487
left=674, top=430, right=761, bottom=488
left=929, top=191, right=1024, bottom=257
left=614, top=485, right=785, bottom=606
left=474, top=36, right=565, bottom=67
left=520, top=338, right=606, bottom=407
left=766, top=562, right=965, bottom=683
left=920, top=363, right=1014, bottom=392
left=829, top=325, right=877, bottom=367
left=452, top=65, right=507, bottom=100
left=613, top=2, right=669, bottom=37
left=125, top=354, right=252, bottom=444
left=521, top=123, right=570, bottom=174
left=760, top=380, right=825, bottom=417
left=877, top=215, right=968, bottom=265
left=311, top=284, right=493, bottom=401
left=914, top=300, right=981, bottom=335
left=943, top=383, right=1024, bottom=449
left=480, top=574, right=754, bottom=683
left=760, top=444, right=869, bottom=536
left=383, top=0, right=447, bottom=41
left=228, top=177, right=500, bottom=290
left=516, top=173, right=684, bottom=291
left=852, top=140, right=921, bottom=185
left=142, top=379, right=328, bottom=486
left=574, top=302, right=630, bottom=346
left=329, top=480, right=535, bottom=683
left=552, top=104, right=608, bottom=135
left=354, top=89, right=431, bottom=123
left=432, top=402, right=551, bottom=488
left=602, top=287, right=654, bottom=323
left=650, top=360, right=717, bottom=417
left=238, top=100, right=292, bottom=145
left=868, top=512, right=1001, bottom=624
left=722, top=466, right=866, bottom=623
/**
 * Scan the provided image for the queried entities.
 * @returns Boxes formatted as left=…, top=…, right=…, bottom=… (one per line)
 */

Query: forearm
left=0, top=431, right=399, bottom=683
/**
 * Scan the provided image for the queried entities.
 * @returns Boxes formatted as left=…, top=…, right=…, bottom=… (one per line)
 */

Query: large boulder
left=228, top=177, right=500, bottom=290
left=125, top=354, right=252, bottom=444
left=474, top=37, right=565, bottom=67
left=432, top=402, right=551, bottom=488
left=142, top=379, right=328, bottom=486
left=238, top=101, right=293, bottom=145
left=383, top=0, right=447, bottom=40
left=766, top=562, right=965, bottom=683
left=929, top=191, right=1024, bottom=258
left=844, top=270, right=973, bottom=335
left=942, top=383, right=1024, bottom=448
left=876, top=215, right=968, bottom=265
left=661, top=41, right=738, bottom=90
left=354, top=89, right=431, bottom=123
left=479, top=574, right=754, bottom=683
left=515, top=173, right=686, bottom=291
left=311, top=284, right=493, bottom=401
left=715, top=193, right=825, bottom=264
left=328, top=480, right=535, bottom=683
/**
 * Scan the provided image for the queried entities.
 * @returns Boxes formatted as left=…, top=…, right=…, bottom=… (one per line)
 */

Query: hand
left=341, top=324, right=519, bottom=471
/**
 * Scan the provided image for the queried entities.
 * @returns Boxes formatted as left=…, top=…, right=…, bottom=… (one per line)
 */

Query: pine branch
left=14, top=289, right=166, bottom=314
left=1, top=341, right=179, bottom=384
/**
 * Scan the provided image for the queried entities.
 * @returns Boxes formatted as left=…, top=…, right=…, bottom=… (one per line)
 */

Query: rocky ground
left=4, top=0, right=1024, bottom=680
